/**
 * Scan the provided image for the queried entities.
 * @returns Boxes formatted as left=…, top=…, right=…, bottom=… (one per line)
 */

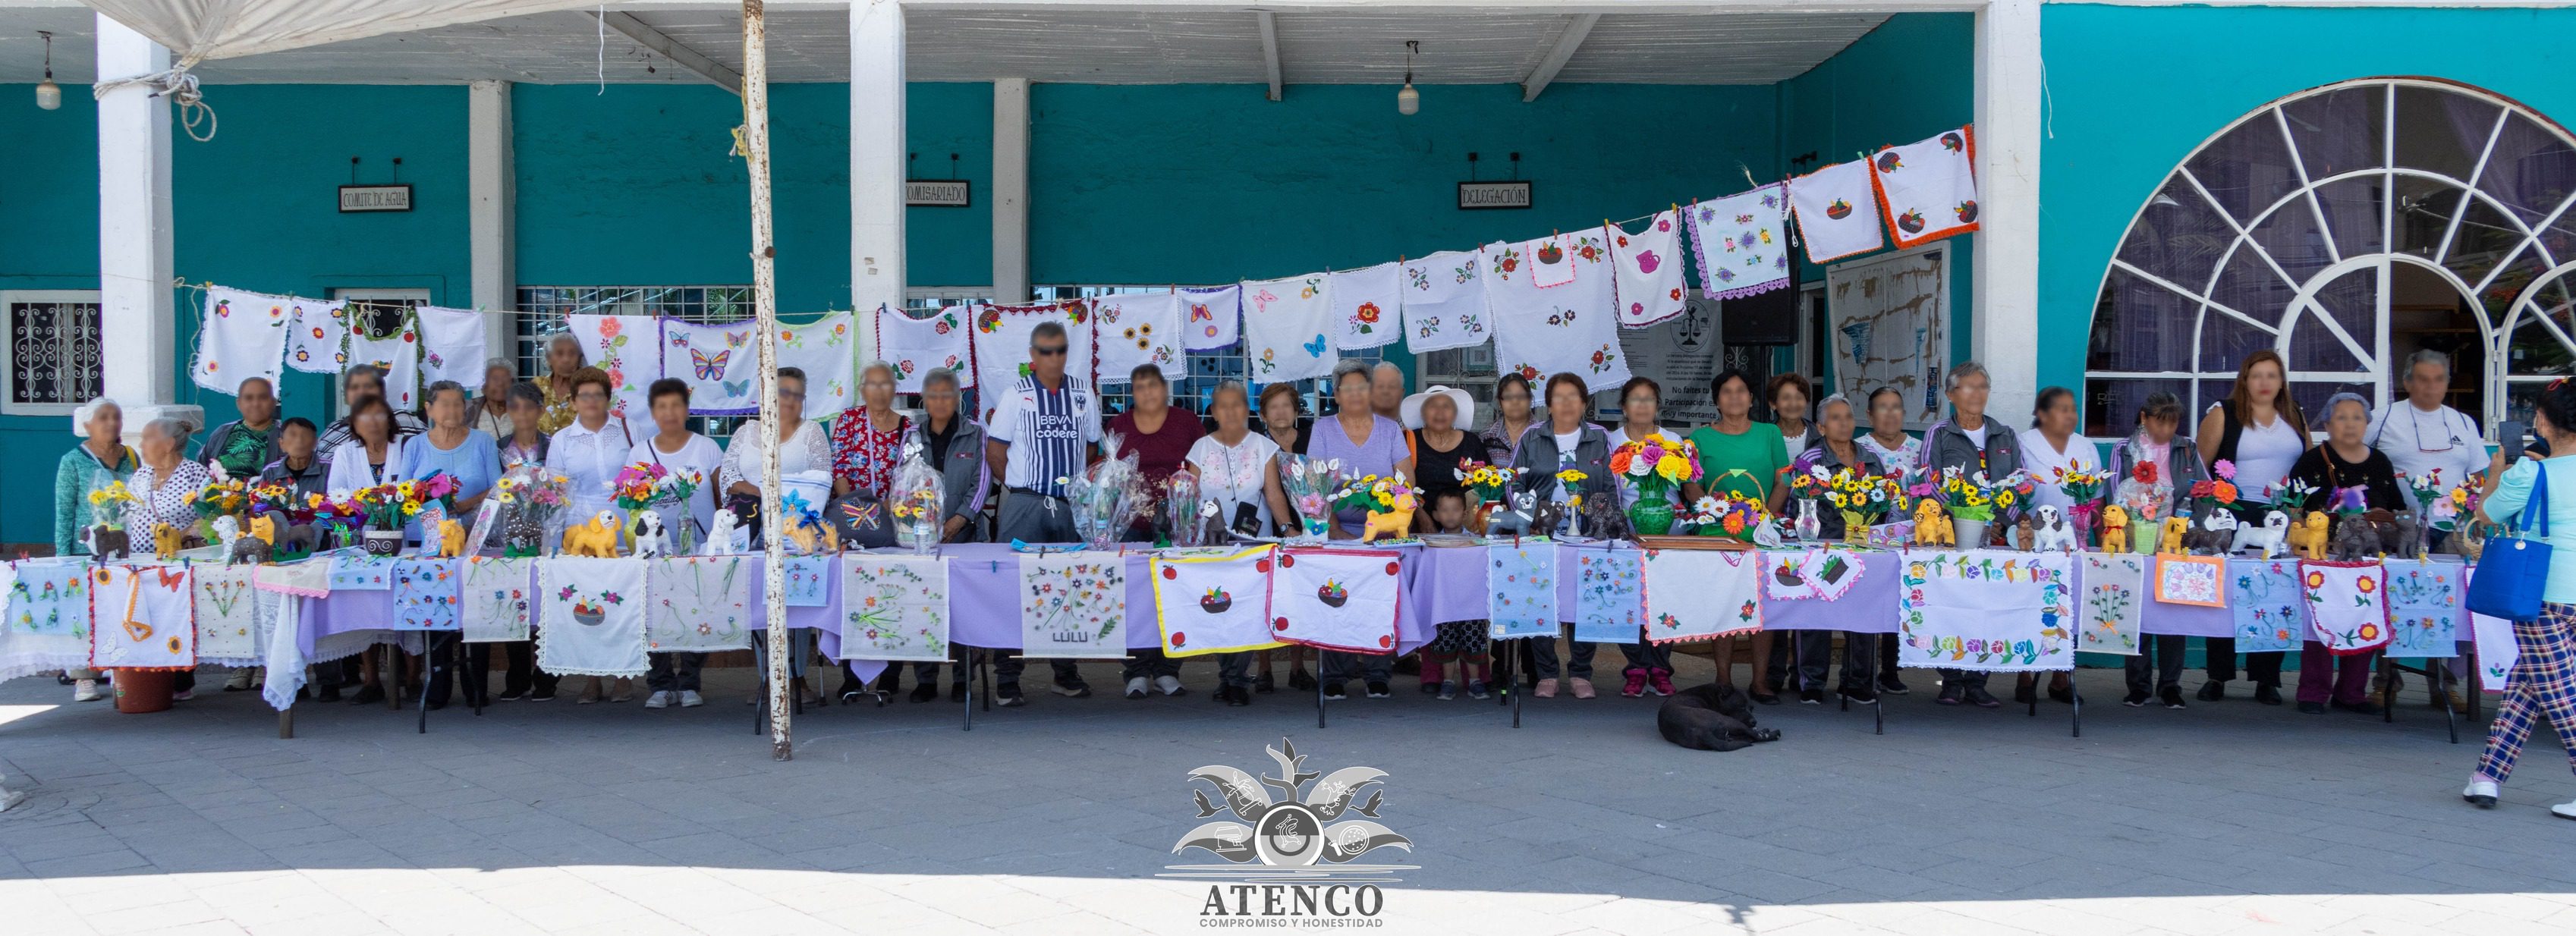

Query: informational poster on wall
left=1825, top=243, right=1949, bottom=429
left=1619, top=293, right=1724, bottom=426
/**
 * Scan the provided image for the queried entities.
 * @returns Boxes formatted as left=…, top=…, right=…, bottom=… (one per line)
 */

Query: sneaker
left=2198, top=680, right=2227, bottom=702
left=2552, top=801, right=2576, bottom=821
left=2254, top=683, right=2284, bottom=705
left=527, top=689, right=555, bottom=702
left=1838, top=686, right=1878, bottom=705
left=1365, top=681, right=1391, bottom=699
left=1621, top=671, right=1648, bottom=698
left=1224, top=686, right=1251, bottom=708
left=2297, top=701, right=2326, bottom=715
left=643, top=691, right=671, bottom=709
left=997, top=682, right=1027, bottom=707
left=72, top=680, right=99, bottom=702
left=2122, top=690, right=2151, bottom=708
left=351, top=685, right=386, bottom=705
left=1256, top=671, right=1275, bottom=693
left=1467, top=680, right=1491, bottom=700
left=1155, top=675, right=1187, bottom=697
left=679, top=690, right=703, bottom=708
left=1648, top=670, right=1675, bottom=697
left=494, top=688, right=528, bottom=702
left=909, top=683, right=939, bottom=703
left=2462, top=780, right=2499, bottom=808
left=1964, top=686, right=2002, bottom=709
left=1053, top=678, right=1092, bottom=699
left=1438, top=680, right=1458, bottom=701
left=1322, top=681, right=1348, bottom=701
left=1936, top=684, right=1964, bottom=705
left=171, top=689, right=194, bottom=702
left=2159, top=686, right=2188, bottom=709
left=1534, top=679, right=1558, bottom=699
left=1288, top=669, right=1317, bottom=692
left=1876, top=673, right=1911, bottom=695
left=1125, top=677, right=1150, bottom=699
left=2330, top=699, right=2383, bottom=716
left=1568, top=678, right=1595, bottom=699
left=1799, top=688, right=1825, bottom=705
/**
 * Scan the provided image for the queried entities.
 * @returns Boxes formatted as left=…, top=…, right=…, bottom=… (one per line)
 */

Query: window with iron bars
left=514, top=285, right=753, bottom=435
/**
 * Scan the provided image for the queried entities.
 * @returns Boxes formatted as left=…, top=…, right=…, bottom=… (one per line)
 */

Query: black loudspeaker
left=1721, top=287, right=1801, bottom=347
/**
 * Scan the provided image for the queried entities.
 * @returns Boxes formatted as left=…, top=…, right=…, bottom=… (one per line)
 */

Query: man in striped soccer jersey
left=984, top=320, right=1103, bottom=707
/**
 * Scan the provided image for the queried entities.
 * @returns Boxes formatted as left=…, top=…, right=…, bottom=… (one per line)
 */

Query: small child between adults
left=1418, top=489, right=1492, bottom=700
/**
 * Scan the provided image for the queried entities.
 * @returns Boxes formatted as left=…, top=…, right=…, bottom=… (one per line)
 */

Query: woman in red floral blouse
left=830, top=362, right=914, bottom=501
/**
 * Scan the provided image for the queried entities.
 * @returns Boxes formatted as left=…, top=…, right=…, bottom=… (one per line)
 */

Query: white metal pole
left=744, top=0, right=792, bottom=762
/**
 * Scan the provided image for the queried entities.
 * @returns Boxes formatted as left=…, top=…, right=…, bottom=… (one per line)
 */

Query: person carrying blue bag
left=2463, top=377, right=2576, bottom=820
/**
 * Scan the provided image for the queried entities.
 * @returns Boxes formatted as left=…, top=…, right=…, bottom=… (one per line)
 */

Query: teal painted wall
left=2039, top=4, right=2576, bottom=416
left=1779, top=13, right=1978, bottom=380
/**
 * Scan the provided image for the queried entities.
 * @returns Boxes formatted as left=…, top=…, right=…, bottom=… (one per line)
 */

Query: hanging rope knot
left=93, top=57, right=218, bottom=142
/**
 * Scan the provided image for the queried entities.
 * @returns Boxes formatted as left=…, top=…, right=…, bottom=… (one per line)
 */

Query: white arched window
left=2086, top=77, right=2576, bottom=438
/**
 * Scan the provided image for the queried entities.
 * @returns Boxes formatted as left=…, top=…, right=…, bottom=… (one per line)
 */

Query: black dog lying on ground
left=1656, top=683, right=1782, bottom=752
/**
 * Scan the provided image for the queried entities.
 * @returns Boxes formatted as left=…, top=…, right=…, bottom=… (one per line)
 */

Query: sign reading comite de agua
left=338, top=184, right=412, bottom=212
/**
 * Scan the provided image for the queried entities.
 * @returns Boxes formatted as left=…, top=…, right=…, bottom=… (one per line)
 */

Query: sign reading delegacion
left=1457, top=181, right=1532, bottom=210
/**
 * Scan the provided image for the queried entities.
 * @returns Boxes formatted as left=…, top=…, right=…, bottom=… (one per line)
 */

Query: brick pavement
left=2, top=655, right=2571, bottom=935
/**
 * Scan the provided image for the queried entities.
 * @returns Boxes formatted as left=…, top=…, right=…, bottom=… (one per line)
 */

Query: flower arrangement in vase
left=1807, top=466, right=1906, bottom=544
left=2111, top=460, right=2170, bottom=554
left=1913, top=467, right=2032, bottom=548
left=1455, top=460, right=1517, bottom=535
left=1683, top=492, right=1769, bottom=542
left=1332, top=473, right=1418, bottom=543
left=1277, top=454, right=1343, bottom=543
left=493, top=467, right=572, bottom=558
left=2051, top=466, right=2114, bottom=544
left=1609, top=432, right=1700, bottom=535
left=613, top=460, right=704, bottom=552
left=891, top=455, right=946, bottom=554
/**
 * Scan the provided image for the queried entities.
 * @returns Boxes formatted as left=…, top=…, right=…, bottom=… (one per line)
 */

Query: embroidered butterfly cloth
left=1868, top=125, right=1980, bottom=249
left=875, top=306, right=973, bottom=394
left=193, top=564, right=264, bottom=663
left=1398, top=251, right=1492, bottom=353
left=2230, top=559, right=2305, bottom=654
left=777, top=310, right=860, bottom=413
left=2381, top=559, right=2462, bottom=658
left=414, top=306, right=489, bottom=387
left=1329, top=263, right=1404, bottom=351
left=661, top=318, right=763, bottom=415
left=838, top=554, right=951, bottom=662
left=1092, top=293, right=1186, bottom=384
left=459, top=556, right=533, bottom=643
left=1643, top=548, right=1763, bottom=644
left=1272, top=548, right=1404, bottom=654
left=1020, top=551, right=1128, bottom=658
left=645, top=555, right=751, bottom=652
left=1570, top=547, right=1646, bottom=644
left=391, top=558, right=462, bottom=631
left=536, top=558, right=650, bottom=677
left=1486, top=541, right=1558, bottom=639
left=1484, top=230, right=1631, bottom=390
left=1788, top=159, right=1886, bottom=264
left=347, top=313, right=422, bottom=410
left=1178, top=284, right=1241, bottom=351
left=1240, top=275, right=1338, bottom=385
left=286, top=295, right=350, bottom=373
left=1685, top=184, right=1793, bottom=300
left=1895, top=549, right=2075, bottom=672
left=2303, top=561, right=2392, bottom=655
left=193, top=287, right=296, bottom=393
left=970, top=302, right=1096, bottom=407
left=568, top=313, right=658, bottom=427
left=1610, top=211, right=1690, bottom=328
left=2077, top=553, right=2147, bottom=655
left=1150, top=545, right=1279, bottom=658
left=91, top=565, right=196, bottom=671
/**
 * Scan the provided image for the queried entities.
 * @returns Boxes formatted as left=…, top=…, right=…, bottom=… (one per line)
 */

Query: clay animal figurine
left=2014, top=516, right=2036, bottom=551
left=1527, top=496, right=1568, bottom=541
left=2329, top=514, right=2381, bottom=561
left=704, top=508, right=741, bottom=555
left=1197, top=499, right=1233, bottom=546
left=150, top=523, right=187, bottom=561
left=84, top=524, right=131, bottom=561
left=1581, top=488, right=1633, bottom=542
left=215, top=515, right=270, bottom=566
left=1360, top=492, right=1417, bottom=544
left=1911, top=498, right=1954, bottom=547
left=2230, top=509, right=2289, bottom=559
left=1486, top=489, right=1539, bottom=539
left=2187, top=510, right=2238, bottom=554
left=436, top=519, right=469, bottom=558
left=504, top=509, right=546, bottom=558
left=2098, top=504, right=2129, bottom=554
left=2383, top=510, right=2423, bottom=559
left=629, top=510, right=669, bottom=558
left=561, top=510, right=624, bottom=558
left=2157, top=516, right=2191, bottom=555
left=2030, top=504, right=2080, bottom=553
left=210, top=515, right=241, bottom=561
left=2287, top=510, right=2331, bottom=561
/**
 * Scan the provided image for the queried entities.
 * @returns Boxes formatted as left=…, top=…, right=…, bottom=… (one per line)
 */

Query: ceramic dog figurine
left=1486, top=489, right=1539, bottom=539
left=2187, top=510, right=2238, bottom=554
left=2157, top=516, right=2191, bottom=555
left=2329, top=514, right=2382, bottom=561
left=150, top=523, right=188, bottom=561
left=2098, top=504, right=2129, bottom=554
left=2230, top=509, right=2289, bottom=559
left=705, top=508, right=741, bottom=555
left=437, top=519, right=469, bottom=558
left=562, top=510, right=623, bottom=558
left=1581, top=488, right=1633, bottom=542
left=1360, top=492, right=1417, bottom=544
left=630, top=510, right=669, bottom=558
left=2030, top=504, right=2079, bottom=553
left=2287, top=510, right=2331, bottom=561
left=1911, top=498, right=1954, bottom=547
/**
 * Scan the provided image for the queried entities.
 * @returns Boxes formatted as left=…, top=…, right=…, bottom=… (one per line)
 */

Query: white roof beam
left=1521, top=12, right=1599, bottom=102
left=1254, top=11, right=1282, bottom=102
left=589, top=9, right=741, bottom=94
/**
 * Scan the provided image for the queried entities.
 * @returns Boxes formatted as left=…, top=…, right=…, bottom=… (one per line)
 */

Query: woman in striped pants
left=2463, top=378, right=2576, bottom=821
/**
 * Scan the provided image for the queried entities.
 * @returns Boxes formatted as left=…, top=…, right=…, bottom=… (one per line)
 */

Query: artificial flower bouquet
left=492, top=466, right=573, bottom=558
left=612, top=460, right=706, bottom=551
left=1455, top=460, right=1514, bottom=506
left=1276, top=454, right=1343, bottom=543
left=1923, top=466, right=2032, bottom=523
left=891, top=455, right=945, bottom=554
left=1163, top=471, right=1204, bottom=548
left=87, top=479, right=139, bottom=531
left=1331, top=473, right=1419, bottom=542
left=185, top=476, right=250, bottom=523
left=1814, top=466, right=1907, bottom=539
left=1610, top=432, right=1700, bottom=503
left=1060, top=430, right=1148, bottom=551
left=2114, top=460, right=2170, bottom=525
left=1684, top=492, right=1769, bottom=542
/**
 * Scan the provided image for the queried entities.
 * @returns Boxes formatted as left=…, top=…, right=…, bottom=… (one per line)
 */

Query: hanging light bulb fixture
left=1396, top=40, right=1420, bottom=116
left=34, top=30, right=61, bottom=110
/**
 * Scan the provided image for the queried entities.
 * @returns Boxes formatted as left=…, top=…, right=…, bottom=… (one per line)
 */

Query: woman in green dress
left=1682, top=369, right=1791, bottom=704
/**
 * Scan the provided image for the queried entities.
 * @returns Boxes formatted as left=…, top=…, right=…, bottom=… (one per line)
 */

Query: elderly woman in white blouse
left=717, top=366, right=830, bottom=707
left=129, top=416, right=212, bottom=699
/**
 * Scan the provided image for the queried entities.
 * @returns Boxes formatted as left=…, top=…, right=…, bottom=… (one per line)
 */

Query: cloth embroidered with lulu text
left=778, top=310, right=860, bottom=413
left=536, top=557, right=650, bottom=677
left=1150, top=545, right=1279, bottom=657
left=2382, top=559, right=2461, bottom=658
left=875, top=306, right=974, bottom=394
left=1788, top=159, right=1887, bottom=263
left=286, top=294, right=351, bottom=373
left=2079, top=553, right=2146, bottom=655
left=460, top=557, right=533, bottom=643
left=193, top=287, right=296, bottom=393
left=1272, top=548, right=1404, bottom=653
left=1896, top=549, right=2074, bottom=672
left=2302, top=560, right=2392, bottom=655
left=414, top=306, right=489, bottom=387
left=1685, top=184, right=1792, bottom=300
left=1398, top=251, right=1491, bottom=353
left=660, top=318, right=764, bottom=416
left=1091, top=293, right=1186, bottom=384
left=90, top=565, right=196, bottom=671
left=1329, top=263, right=1404, bottom=351
left=1483, top=229, right=1632, bottom=388
left=1571, top=547, right=1646, bottom=645
left=647, top=556, right=750, bottom=652
left=1486, top=541, right=1556, bottom=639
left=193, top=564, right=263, bottom=664
left=1643, top=549, right=1762, bottom=644
left=2231, top=559, right=2304, bottom=654
left=1239, top=275, right=1338, bottom=384
left=1021, top=552, right=1127, bottom=658
left=1868, top=125, right=1980, bottom=250
left=838, top=554, right=951, bottom=661
left=968, top=302, right=1095, bottom=413
left=1178, top=284, right=1241, bottom=351
left=1610, top=210, right=1690, bottom=328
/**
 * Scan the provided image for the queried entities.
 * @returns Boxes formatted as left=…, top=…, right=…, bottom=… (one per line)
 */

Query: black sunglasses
left=1031, top=344, right=1069, bottom=357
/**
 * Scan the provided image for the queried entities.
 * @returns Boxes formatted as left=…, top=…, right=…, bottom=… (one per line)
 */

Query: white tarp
left=85, top=1, right=602, bottom=63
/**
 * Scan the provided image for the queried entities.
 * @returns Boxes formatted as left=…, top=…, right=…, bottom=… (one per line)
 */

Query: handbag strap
left=2521, top=461, right=2550, bottom=538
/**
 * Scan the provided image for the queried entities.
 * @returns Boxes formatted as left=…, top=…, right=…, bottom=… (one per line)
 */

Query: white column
left=91, top=13, right=193, bottom=438
left=992, top=77, right=1030, bottom=305
left=851, top=0, right=907, bottom=356
left=1971, top=0, right=2043, bottom=424
left=469, top=80, right=516, bottom=365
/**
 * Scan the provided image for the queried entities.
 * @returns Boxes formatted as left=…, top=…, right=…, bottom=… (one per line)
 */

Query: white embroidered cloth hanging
left=1271, top=548, right=1404, bottom=654
left=2302, top=561, right=2392, bottom=655
left=1178, top=284, right=1242, bottom=351
left=1328, top=263, right=1404, bottom=351
left=659, top=318, right=762, bottom=416
left=193, top=287, right=296, bottom=393
left=646, top=555, right=752, bottom=652
left=286, top=296, right=350, bottom=373
left=91, top=565, right=196, bottom=671
left=875, top=306, right=973, bottom=394
left=2078, top=553, right=2147, bottom=655
left=566, top=314, right=657, bottom=427
left=778, top=310, right=860, bottom=413
left=346, top=317, right=421, bottom=410
left=536, top=558, right=650, bottom=677
left=1398, top=251, right=1492, bottom=353
left=1644, top=549, right=1763, bottom=644
left=460, top=557, right=533, bottom=643
left=839, top=554, right=952, bottom=662
left=1150, top=545, right=1279, bottom=657
left=414, top=306, right=489, bottom=387
left=1868, top=125, right=1980, bottom=249
left=1092, top=293, right=1186, bottom=384
left=1524, top=234, right=1580, bottom=288
left=191, top=565, right=263, bottom=664
left=970, top=302, right=1096, bottom=407
left=0, top=558, right=88, bottom=683
left=1686, top=184, right=1794, bottom=300
left=1789, top=159, right=1887, bottom=264
left=1484, top=231, right=1631, bottom=389
left=1240, top=275, right=1338, bottom=384
left=1020, top=552, right=1127, bottom=658
left=1895, top=549, right=2076, bottom=672
left=1610, top=211, right=1690, bottom=328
